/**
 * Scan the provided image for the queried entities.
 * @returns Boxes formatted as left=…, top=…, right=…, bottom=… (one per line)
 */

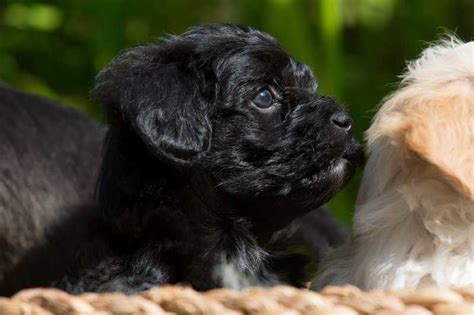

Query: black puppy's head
left=95, top=24, right=362, bottom=218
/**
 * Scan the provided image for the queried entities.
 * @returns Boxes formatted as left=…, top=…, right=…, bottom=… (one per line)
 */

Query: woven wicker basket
left=0, top=285, right=472, bottom=315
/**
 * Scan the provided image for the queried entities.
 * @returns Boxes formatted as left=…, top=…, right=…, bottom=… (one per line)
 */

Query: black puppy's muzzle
left=314, top=96, right=352, bottom=133
left=313, top=96, right=364, bottom=166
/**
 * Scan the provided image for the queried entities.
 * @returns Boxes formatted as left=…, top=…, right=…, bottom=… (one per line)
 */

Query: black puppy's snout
left=330, top=112, right=352, bottom=132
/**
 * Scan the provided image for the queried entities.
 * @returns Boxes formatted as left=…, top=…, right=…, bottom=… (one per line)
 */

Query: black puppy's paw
left=55, top=241, right=174, bottom=294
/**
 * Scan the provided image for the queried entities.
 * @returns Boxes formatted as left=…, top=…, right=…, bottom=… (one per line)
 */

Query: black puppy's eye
left=252, top=89, right=273, bottom=108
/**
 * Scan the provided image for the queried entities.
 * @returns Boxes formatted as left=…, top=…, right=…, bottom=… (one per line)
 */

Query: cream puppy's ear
left=404, top=91, right=474, bottom=199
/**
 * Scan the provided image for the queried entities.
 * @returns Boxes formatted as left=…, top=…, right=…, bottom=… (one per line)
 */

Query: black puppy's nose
left=331, top=112, right=352, bottom=131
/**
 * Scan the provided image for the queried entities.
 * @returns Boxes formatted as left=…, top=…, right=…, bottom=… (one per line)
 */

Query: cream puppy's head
left=314, top=38, right=474, bottom=290
left=360, top=38, right=474, bottom=207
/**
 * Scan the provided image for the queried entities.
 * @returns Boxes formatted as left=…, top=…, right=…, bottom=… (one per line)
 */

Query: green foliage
left=1, top=0, right=473, bottom=226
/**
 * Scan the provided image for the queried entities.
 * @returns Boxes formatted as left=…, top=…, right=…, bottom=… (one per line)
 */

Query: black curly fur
left=55, top=24, right=362, bottom=293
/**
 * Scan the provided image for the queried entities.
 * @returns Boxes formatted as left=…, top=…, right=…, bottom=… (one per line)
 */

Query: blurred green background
left=1, top=0, right=473, bottom=226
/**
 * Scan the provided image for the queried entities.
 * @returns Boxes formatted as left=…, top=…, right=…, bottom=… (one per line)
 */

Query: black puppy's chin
left=324, top=157, right=359, bottom=193
left=274, top=145, right=363, bottom=229
left=239, top=158, right=362, bottom=240
left=330, top=140, right=365, bottom=184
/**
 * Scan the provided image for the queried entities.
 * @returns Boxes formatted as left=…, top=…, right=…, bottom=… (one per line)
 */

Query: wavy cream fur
left=313, top=38, right=474, bottom=290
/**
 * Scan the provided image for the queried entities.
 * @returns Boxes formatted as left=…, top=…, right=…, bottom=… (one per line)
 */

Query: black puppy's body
left=0, top=85, right=347, bottom=294
left=58, top=130, right=344, bottom=293
left=0, top=85, right=105, bottom=295
left=56, top=25, right=362, bottom=293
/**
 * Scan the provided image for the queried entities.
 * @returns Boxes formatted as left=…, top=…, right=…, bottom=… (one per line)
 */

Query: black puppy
left=55, top=24, right=362, bottom=293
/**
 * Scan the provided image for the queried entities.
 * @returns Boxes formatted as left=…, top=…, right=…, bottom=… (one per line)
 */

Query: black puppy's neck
left=94, top=127, right=311, bottom=290
left=98, top=127, right=294, bottom=244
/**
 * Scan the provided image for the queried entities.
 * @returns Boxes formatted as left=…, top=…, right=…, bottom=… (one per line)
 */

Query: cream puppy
left=313, top=38, right=474, bottom=290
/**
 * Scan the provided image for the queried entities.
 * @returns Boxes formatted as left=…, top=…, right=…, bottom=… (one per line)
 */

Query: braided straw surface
left=0, top=285, right=472, bottom=315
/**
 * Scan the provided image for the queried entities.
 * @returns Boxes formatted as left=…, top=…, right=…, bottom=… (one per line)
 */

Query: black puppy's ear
left=93, top=43, right=213, bottom=164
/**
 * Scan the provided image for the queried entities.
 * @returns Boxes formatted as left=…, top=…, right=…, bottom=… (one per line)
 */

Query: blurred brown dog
left=314, top=37, right=474, bottom=290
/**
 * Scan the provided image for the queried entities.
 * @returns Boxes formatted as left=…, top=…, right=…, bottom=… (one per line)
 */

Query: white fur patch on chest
left=213, top=255, right=279, bottom=289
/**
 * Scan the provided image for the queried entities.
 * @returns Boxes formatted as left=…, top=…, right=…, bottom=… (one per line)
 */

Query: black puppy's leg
left=265, top=206, right=347, bottom=286
left=296, top=206, right=348, bottom=257
left=54, top=240, right=175, bottom=294
left=272, top=206, right=348, bottom=259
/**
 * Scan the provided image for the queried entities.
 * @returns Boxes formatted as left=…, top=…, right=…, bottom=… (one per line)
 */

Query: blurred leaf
left=3, top=3, right=30, bottom=29
left=319, top=0, right=343, bottom=96
left=14, top=72, right=58, bottom=98
left=3, top=3, right=62, bottom=31
left=355, top=0, right=395, bottom=28
left=125, top=18, right=151, bottom=43
left=28, top=4, right=62, bottom=31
